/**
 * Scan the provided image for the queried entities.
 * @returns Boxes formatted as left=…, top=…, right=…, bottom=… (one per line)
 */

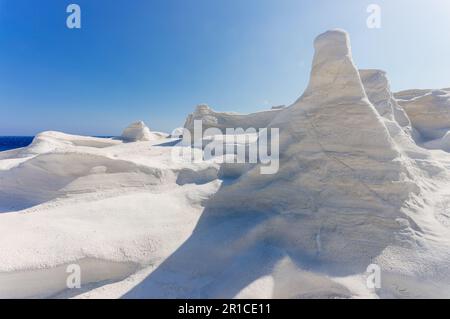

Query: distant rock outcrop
left=183, top=104, right=282, bottom=135
left=121, top=121, right=162, bottom=142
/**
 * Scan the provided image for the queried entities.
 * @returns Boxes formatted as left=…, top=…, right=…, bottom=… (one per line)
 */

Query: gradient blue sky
left=1, top=0, right=450, bottom=135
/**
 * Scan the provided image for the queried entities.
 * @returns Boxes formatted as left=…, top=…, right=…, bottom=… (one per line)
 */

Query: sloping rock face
left=207, top=30, right=420, bottom=264
left=360, top=70, right=412, bottom=131
left=394, top=88, right=450, bottom=140
left=183, top=104, right=282, bottom=135
left=121, top=121, right=158, bottom=142
left=359, top=69, right=423, bottom=145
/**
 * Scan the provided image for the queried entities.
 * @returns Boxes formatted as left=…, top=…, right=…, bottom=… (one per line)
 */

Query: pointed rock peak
left=266, top=29, right=400, bottom=160
left=301, top=29, right=366, bottom=103
left=313, top=29, right=351, bottom=60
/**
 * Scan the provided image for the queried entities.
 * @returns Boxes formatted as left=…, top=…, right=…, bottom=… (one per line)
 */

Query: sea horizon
left=0, top=135, right=116, bottom=152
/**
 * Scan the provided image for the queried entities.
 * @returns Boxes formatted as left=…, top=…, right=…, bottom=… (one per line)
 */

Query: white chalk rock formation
left=183, top=104, right=282, bottom=135
left=394, top=88, right=450, bottom=140
left=360, top=70, right=412, bottom=130
left=359, top=69, right=423, bottom=146
left=3, top=29, right=450, bottom=299
left=18, top=131, right=120, bottom=157
left=121, top=121, right=161, bottom=142
left=208, top=30, right=420, bottom=264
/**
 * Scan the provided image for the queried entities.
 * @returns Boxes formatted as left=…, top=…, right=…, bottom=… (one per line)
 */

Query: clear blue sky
left=1, top=0, right=449, bottom=135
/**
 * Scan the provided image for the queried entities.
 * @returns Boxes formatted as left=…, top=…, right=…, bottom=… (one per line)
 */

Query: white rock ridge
left=16, top=131, right=121, bottom=157
left=184, top=104, right=282, bottom=135
left=395, top=88, right=450, bottom=141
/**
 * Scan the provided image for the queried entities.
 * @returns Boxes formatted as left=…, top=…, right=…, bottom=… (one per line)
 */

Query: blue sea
left=0, top=136, right=116, bottom=152
left=0, top=136, right=34, bottom=152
